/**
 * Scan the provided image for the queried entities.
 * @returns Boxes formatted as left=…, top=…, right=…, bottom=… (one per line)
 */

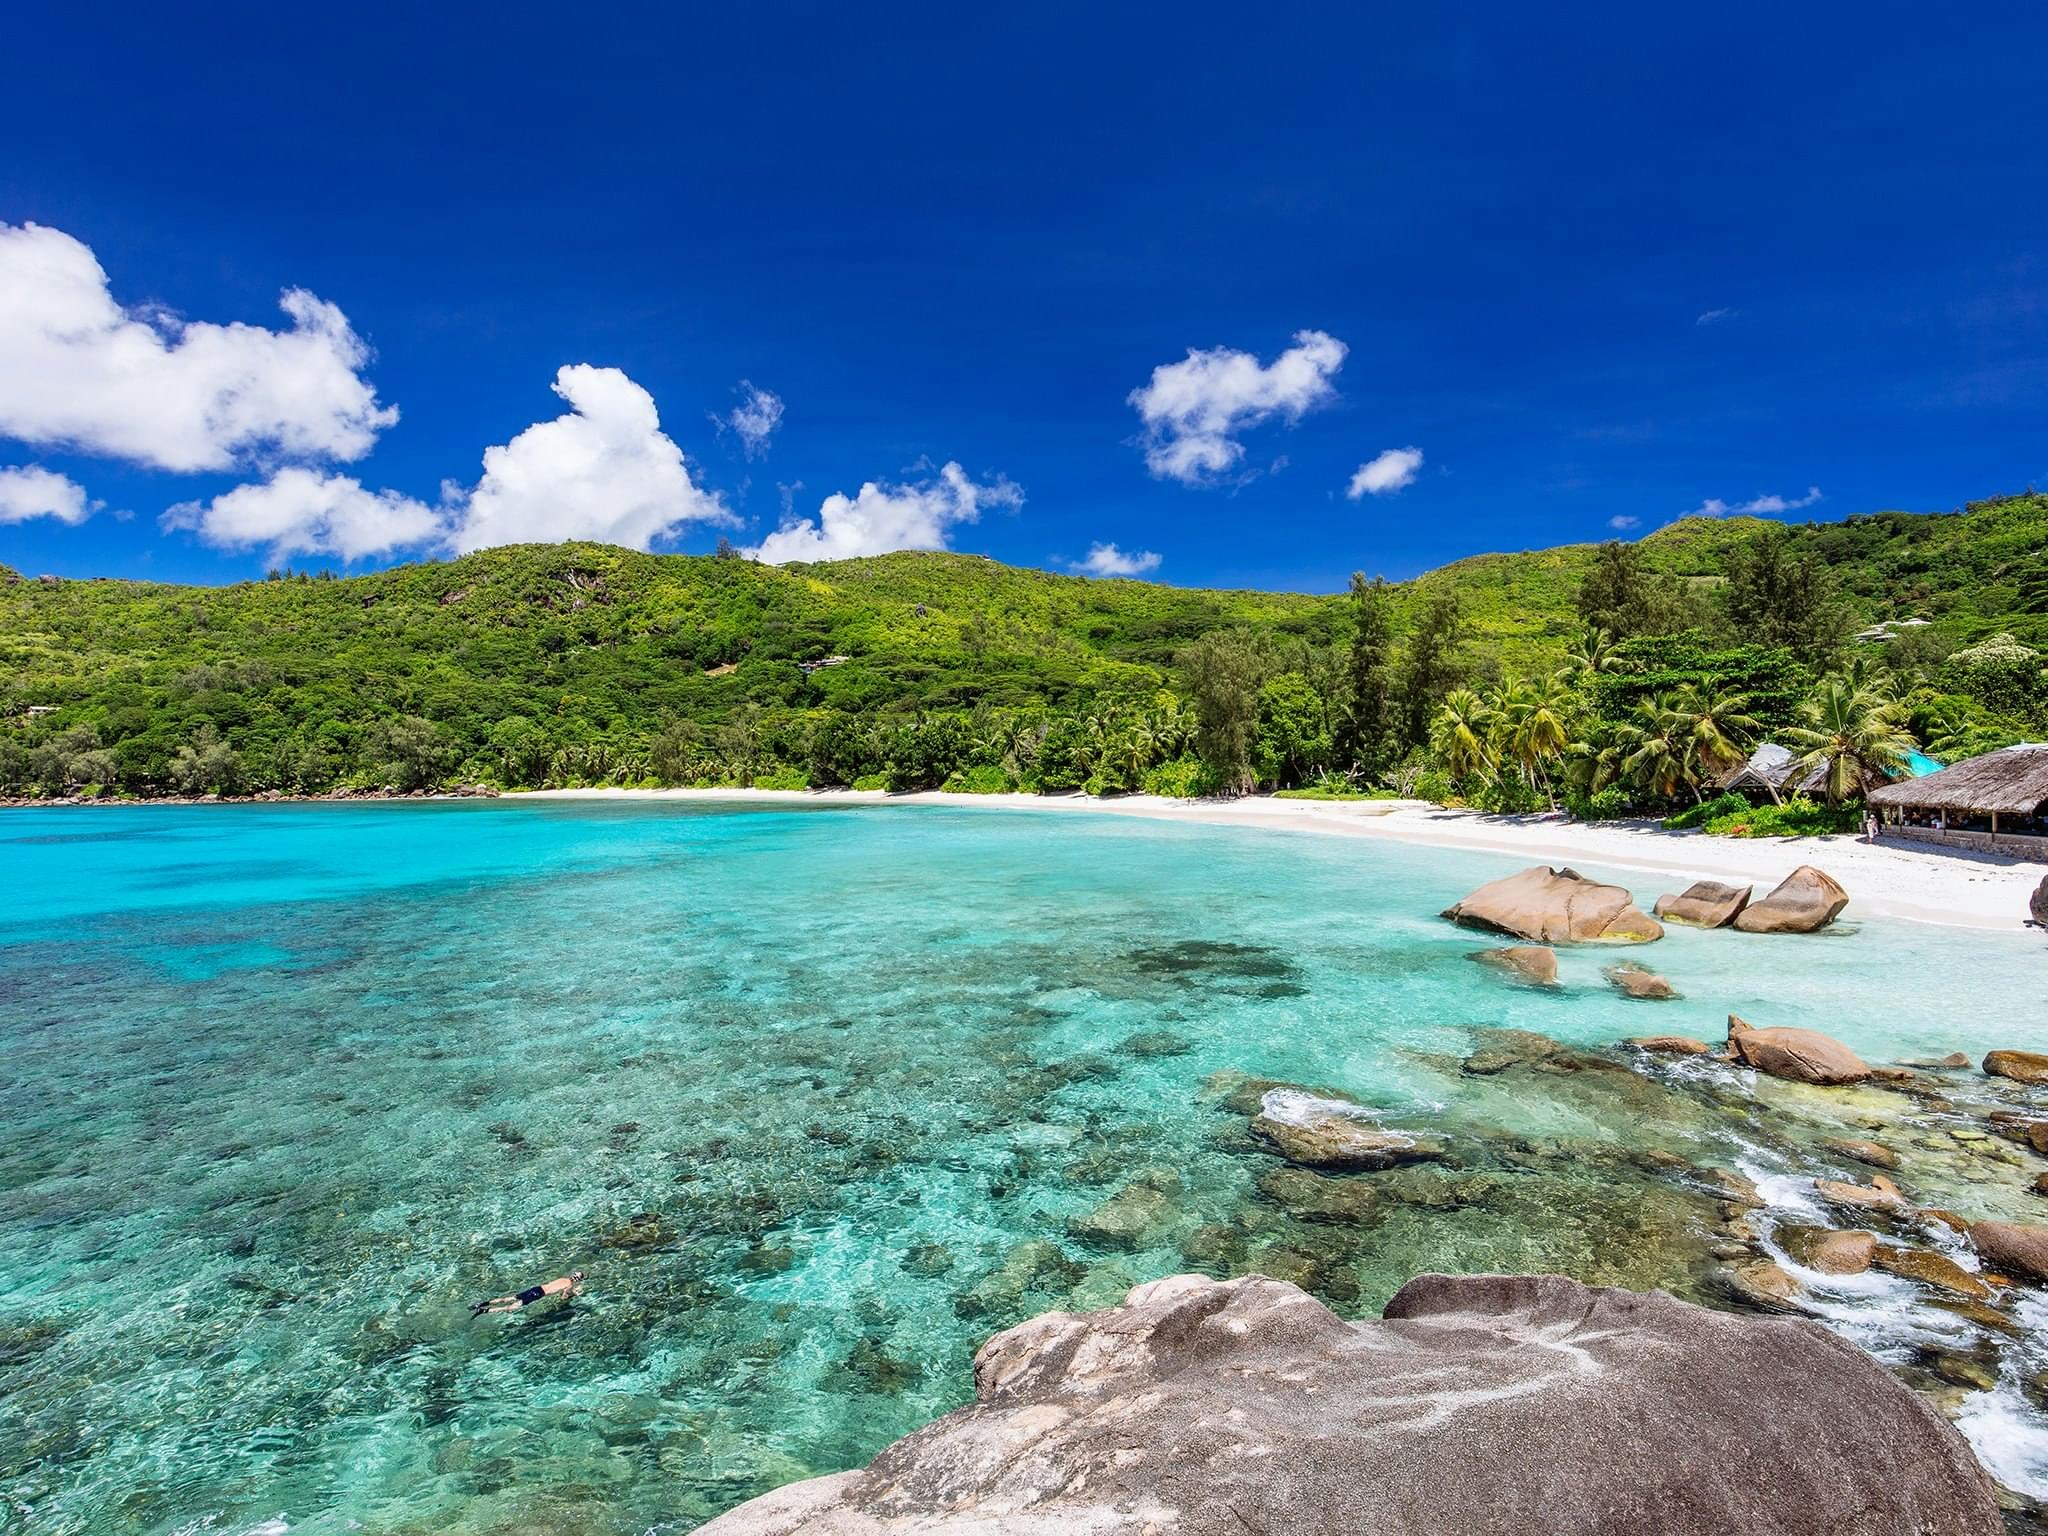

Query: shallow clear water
left=1, top=801, right=2043, bottom=1534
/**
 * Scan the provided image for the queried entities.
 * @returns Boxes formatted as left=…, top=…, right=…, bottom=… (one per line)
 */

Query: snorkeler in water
left=471, top=1270, right=584, bottom=1317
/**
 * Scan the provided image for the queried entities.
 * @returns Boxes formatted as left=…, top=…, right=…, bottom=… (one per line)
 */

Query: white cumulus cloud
left=0, top=464, right=99, bottom=525
left=1128, top=329, right=1346, bottom=485
left=719, top=381, right=783, bottom=458
left=1609, top=514, right=1642, bottom=530
left=1075, top=542, right=1162, bottom=578
left=445, top=365, right=730, bottom=554
left=1346, top=446, right=1423, bottom=498
left=165, top=467, right=440, bottom=562
left=1685, top=485, right=1822, bottom=518
left=750, top=461, right=1021, bottom=564
left=0, top=222, right=397, bottom=473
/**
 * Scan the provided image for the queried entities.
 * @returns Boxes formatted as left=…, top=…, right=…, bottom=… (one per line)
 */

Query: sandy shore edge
left=517, top=786, right=2047, bottom=934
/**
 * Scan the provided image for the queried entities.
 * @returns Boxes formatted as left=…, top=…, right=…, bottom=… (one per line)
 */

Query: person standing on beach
left=472, top=1270, right=584, bottom=1316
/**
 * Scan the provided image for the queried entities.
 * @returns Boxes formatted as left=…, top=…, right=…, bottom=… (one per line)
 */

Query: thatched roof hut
left=1867, top=744, right=2048, bottom=817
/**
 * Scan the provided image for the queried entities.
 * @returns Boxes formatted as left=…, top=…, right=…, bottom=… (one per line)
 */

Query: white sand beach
left=519, top=787, right=2048, bottom=933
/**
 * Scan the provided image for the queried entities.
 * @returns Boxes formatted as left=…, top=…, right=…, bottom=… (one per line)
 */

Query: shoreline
left=518, top=786, right=2048, bottom=935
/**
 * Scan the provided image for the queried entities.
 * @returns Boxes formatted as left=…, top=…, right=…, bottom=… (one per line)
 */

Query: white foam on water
left=1257, top=1088, right=1374, bottom=1127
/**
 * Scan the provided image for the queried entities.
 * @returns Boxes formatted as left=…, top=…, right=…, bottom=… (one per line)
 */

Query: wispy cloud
left=717, top=380, right=784, bottom=459
left=1684, top=485, right=1822, bottom=518
left=1128, top=329, right=1345, bottom=486
left=1695, top=307, right=1738, bottom=326
left=1608, top=514, right=1641, bottom=531
left=1074, top=541, right=1161, bottom=578
left=1346, top=446, right=1423, bottom=498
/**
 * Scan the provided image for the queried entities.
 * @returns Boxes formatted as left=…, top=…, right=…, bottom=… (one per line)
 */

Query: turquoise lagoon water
left=2, top=800, right=2044, bottom=1535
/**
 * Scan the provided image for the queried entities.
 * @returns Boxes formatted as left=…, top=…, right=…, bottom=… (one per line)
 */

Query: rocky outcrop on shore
left=1731, top=865, right=1851, bottom=933
left=695, top=1271, right=2001, bottom=1536
left=1441, top=865, right=1663, bottom=944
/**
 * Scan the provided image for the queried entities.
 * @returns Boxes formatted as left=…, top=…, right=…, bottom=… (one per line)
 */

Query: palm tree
left=1785, top=676, right=1916, bottom=804
left=1565, top=626, right=1616, bottom=678
left=1664, top=683, right=1759, bottom=797
left=1617, top=692, right=1691, bottom=802
left=1491, top=673, right=1575, bottom=808
left=1430, top=689, right=1494, bottom=781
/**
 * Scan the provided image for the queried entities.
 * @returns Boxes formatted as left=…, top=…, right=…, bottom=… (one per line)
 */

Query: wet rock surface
left=695, top=1271, right=2001, bottom=1536
left=1604, top=961, right=1679, bottom=1000
left=1727, top=1015, right=1872, bottom=1085
left=1442, top=865, right=1664, bottom=945
left=1653, top=879, right=1753, bottom=928
left=1470, top=944, right=1559, bottom=986
left=1984, top=1050, right=2048, bottom=1086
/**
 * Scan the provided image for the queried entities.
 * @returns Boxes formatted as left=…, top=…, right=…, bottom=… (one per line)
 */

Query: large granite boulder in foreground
left=1731, top=865, right=1849, bottom=933
left=1653, top=878, right=1752, bottom=928
left=695, top=1272, right=1999, bottom=1536
left=1442, top=865, right=1664, bottom=944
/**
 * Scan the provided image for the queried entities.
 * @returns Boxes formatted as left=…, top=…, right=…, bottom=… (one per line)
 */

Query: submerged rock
left=1731, top=865, right=1850, bottom=933
left=1653, top=879, right=1752, bottom=929
left=1872, top=1245, right=1992, bottom=1300
left=1969, top=1221, right=2048, bottom=1284
left=695, top=1271, right=2000, bottom=1536
left=1983, top=1050, right=2048, bottom=1086
left=1629, top=1034, right=1711, bottom=1056
left=1470, top=944, right=1559, bottom=986
left=1441, top=865, right=1664, bottom=945
left=1823, top=1137, right=1899, bottom=1171
left=1069, top=1178, right=1176, bottom=1250
left=1255, top=1167, right=1380, bottom=1225
left=1604, top=962, right=1679, bottom=1000
left=1249, top=1089, right=1440, bottom=1171
left=1726, top=1015, right=1871, bottom=1085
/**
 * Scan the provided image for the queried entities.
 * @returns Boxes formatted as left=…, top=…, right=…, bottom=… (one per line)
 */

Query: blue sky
left=2, top=5, right=2044, bottom=591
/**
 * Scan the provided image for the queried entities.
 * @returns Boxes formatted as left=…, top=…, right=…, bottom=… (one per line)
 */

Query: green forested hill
left=2, top=491, right=2043, bottom=797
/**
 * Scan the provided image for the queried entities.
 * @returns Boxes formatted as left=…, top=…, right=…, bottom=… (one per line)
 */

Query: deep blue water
left=1, top=800, right=2041, bottom=1534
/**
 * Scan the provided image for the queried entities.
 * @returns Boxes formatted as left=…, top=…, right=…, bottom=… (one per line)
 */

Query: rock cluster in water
left=694, top=1271, right=2001, bottom=1535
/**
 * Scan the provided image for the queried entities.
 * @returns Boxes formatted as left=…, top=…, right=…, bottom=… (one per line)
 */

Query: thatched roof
left=1867, top=744, right=2048, bottom=815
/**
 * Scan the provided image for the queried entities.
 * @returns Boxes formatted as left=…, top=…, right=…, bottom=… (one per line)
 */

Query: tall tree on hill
left=1179, top=631, right=1263, bottom=796
left=1395, top=588, right=1467, bottom=751
left=1720, top=526, right=1848, bottom=663
left=1577, top=541, right=1665, bottom=638
left=1340, top=573, right=1396, bottom=778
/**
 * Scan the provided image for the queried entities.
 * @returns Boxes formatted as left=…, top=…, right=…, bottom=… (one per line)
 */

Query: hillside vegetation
left=2, top=491, right=2043, bottom=802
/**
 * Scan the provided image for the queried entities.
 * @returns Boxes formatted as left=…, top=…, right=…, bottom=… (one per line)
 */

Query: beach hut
left=1867, top=743, right=2048, bottom=856
left=1717, top=743, right=1824, bottom=802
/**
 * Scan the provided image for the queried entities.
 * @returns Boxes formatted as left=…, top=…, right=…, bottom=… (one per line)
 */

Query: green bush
left=1412, top=768, right=1458, bottom=805
left=1700, top=796, right=1861, bottom=838
left=1467, top=776, right=1546, bottom=815
left=1139, top=755, right=1214, bottom=799
left=1664, top=791, right=1751, bottom=830
left=1565, top=786, right=1635, bottom=821
left=850, top=773, right=889, bottom=791
left=941, top=764, right=1013, bottom=794
left=751, top=765, right=809, bottom=790
left=1272, top=785, right=1398, bottom=801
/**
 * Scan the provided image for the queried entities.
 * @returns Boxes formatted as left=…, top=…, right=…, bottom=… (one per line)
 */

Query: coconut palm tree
left=1617, top=692, right=1691, bottom=802
left=1664, top=683, right=1759, bottom=796
left=1491, top=673, right=1575, bottom=808
left=1785, top=676, right=1916, bottom=804
left=1430, top=689, right=1495, bottom=781
left=1565, top=626, right=1616, bottom=678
